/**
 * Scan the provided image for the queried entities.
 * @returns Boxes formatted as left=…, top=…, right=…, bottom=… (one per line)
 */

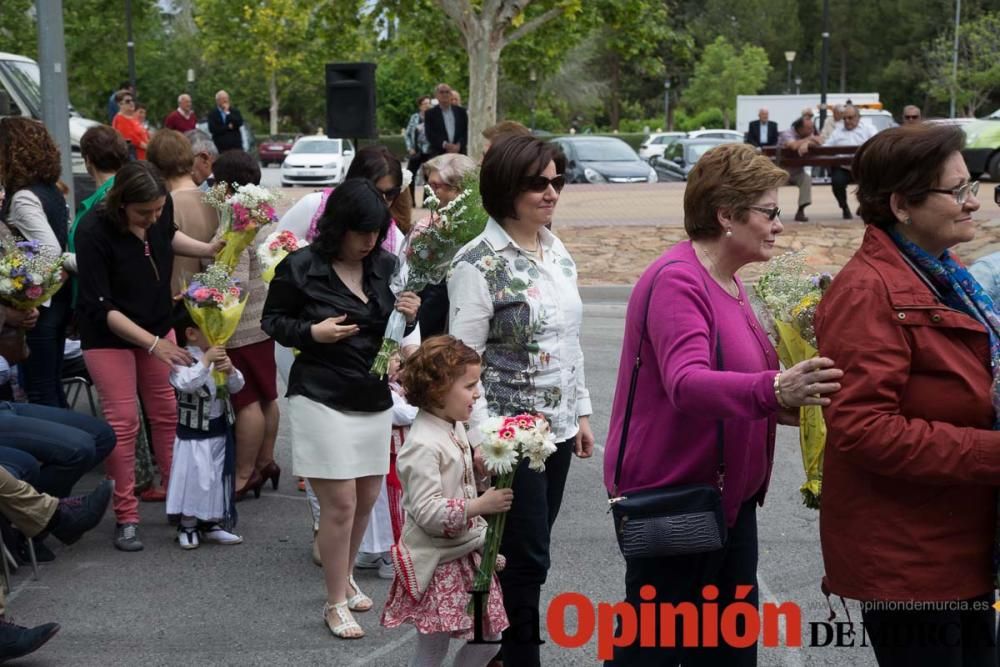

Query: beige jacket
left=391, top=410, right=486, bottom=601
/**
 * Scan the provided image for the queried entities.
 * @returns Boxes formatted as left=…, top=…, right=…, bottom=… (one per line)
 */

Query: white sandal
left=324, top=601, right=364, bottom=639
left=346, top=575, right=373, bottom=612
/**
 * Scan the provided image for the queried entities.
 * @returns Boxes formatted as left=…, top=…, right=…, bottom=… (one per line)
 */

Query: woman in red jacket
left=815, top=123, right=1000, bottom=666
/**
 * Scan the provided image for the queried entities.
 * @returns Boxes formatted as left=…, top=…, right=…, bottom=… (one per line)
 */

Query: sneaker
left=377, top=557, right=394, bottom=580
left=51, top=480, right=113, bottom=545
left=177, top=526, right=199, bottom=550
left=201, top=524, right=243, bottom=545
left=113, top=523, right=144, bottom=552
left=0, top=618, right=59, bottom=661
left=354, top=551, right=384, bottom=569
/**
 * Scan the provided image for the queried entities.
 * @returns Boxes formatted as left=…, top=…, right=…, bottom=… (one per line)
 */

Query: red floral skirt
left=381, top=551, right=508, bottom=638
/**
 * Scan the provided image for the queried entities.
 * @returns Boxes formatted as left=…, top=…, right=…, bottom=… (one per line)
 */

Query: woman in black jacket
left=262, top=179, right=419, bottom=639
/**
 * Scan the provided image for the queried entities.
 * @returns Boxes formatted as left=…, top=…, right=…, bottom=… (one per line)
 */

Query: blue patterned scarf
left=890, top=227, right=1000, bottom=583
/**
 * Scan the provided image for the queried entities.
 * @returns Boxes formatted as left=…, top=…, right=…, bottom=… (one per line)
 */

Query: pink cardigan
left=602, top=241, right=781, bottom=526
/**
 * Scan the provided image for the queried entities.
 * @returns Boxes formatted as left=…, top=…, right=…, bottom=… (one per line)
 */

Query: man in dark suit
left=207, top=90, right=244, bottom=153
left=424, top=83, right=468, bottom=156
left=746, top=107, right=779, bottom=148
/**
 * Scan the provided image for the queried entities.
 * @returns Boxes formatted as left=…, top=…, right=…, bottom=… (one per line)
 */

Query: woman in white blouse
left=448, top=134, right=594, bottom=667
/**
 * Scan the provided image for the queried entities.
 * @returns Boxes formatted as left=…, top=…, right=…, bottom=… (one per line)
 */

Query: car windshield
left=0, top=59, right=42, bottom=118
left=571, top=140, right=638, bottom=162
left=292, top=139, right=341, bottom=154
left=269, top=134, right=296, bottom=143
left=685, top=143, right=720, bottom=162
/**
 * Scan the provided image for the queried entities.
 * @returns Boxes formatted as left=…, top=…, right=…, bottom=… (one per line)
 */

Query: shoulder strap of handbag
left=610, top=260, right=725, bottom=499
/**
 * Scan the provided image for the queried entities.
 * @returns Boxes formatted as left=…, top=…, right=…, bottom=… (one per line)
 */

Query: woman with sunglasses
left=111, top=91, right=149, bottom=161
left=448, top=135, right=594, bottom=667
left=602, top=142, right=842, bottom=666
left=818, top=124, right=1000, bottom=667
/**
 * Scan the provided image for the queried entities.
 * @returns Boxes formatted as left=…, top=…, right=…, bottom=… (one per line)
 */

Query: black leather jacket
left=262, top=245, right=408, bottom=412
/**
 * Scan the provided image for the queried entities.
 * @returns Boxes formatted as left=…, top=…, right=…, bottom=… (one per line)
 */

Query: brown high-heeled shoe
left=235, top=469, right=264, bottom=501
left=258, top=461, right=281, bottom=491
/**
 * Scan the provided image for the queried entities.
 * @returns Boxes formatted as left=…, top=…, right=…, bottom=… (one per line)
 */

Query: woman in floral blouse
left=448, top=134, right=594, bottom=667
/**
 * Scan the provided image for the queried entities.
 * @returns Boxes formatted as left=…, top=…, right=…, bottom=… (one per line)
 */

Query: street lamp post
left=186, top=68, right=195, bottom=95
left=795, top=76, right=802, bottom=96
left=664, top=79, right=671, bottom=131
left=784, top=51, right=797, bottom=94
left=529, top=68, right=537, bottom=131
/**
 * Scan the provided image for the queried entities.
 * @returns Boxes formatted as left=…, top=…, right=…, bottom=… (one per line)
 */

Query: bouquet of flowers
left=0, top=239, right=66, bottom=310
left=754, top=252, right=833, bottom=509
left=370, top=174, right=489, bottom=378
left=0, top=239, right=67, bottom=361
left=467, top=413, right=557, bottom=613
left=257, top=230, right=306, bottom=283
left=205, top=182, right=279, bottom=272
left=182, top=264, right=248, bottom=395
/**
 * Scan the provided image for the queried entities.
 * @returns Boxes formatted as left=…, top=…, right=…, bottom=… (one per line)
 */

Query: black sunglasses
left=748, top=205, right=781, bottom=221
left=903, top=115, right=920, bottom=120
left=521, top=174, right=565, bottom=193
left=378, top=186, right=402, bottom=202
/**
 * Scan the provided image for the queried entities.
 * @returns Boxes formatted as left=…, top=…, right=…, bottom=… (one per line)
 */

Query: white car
left=637, top=132, right=686, bottom=161
left=280, top=136, right=355, bottom=187
left=687, top=129, right=746, bottom=142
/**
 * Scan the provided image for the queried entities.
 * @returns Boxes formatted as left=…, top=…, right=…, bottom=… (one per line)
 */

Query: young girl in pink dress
left=381, top=336, right=511, bottom=666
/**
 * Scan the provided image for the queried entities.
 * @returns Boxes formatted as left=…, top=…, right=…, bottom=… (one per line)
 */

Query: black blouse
left=76, top=196, right=178, bottom=350
left=261, top=245, right=408, bottom=412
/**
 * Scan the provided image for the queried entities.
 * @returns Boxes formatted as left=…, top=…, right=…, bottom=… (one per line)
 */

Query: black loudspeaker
left=325, top=62, right=377, bottom=139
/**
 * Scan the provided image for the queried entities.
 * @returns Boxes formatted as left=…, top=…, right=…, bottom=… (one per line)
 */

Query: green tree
left=925, top=11, right=1000, bottom=117
left=682, top=36, right=770, bottom=128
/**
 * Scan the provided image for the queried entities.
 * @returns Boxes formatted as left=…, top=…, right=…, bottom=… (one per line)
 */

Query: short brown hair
left=480, top=135, right=565, bottom=222
left=114, top=89, right=133, bottom=104
left=80, top=125, right=128, bottom=173
left=0, top=117, right=61, bottom=193
left=147, top=129, right=194, bottom=179
left=482, top=120, right=531, bottom=143
left=683, top=143, right=788, bottom=240
left=401, top=336, right=481, bottom=411
left=853, top=124, right=965, bottom=231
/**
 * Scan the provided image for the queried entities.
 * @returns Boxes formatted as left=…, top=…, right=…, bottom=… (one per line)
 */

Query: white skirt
left=166, top=435, right=226, bottom=521
left=290, top=395, right=391, bottom=479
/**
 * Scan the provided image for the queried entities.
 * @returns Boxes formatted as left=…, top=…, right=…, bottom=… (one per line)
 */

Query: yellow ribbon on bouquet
left=774, top=320, right=826, bottom=510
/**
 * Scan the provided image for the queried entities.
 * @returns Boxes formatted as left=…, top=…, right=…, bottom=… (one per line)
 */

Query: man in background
left=424, top=83, right=469, bottom=156
left=902, top=105, right=922, bottom=125
left=207, top=90, right=244, bottom=153
left=164, top=94, right=197, bottom=133
left=747, top=107, right=778, bottom=148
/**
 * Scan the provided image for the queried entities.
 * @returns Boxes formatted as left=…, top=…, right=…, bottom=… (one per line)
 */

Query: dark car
left=548, top=136, right=658, bottom=184
left=259, top=133, right=299, bottom=167
left=651, top=137, right=734, bottom=182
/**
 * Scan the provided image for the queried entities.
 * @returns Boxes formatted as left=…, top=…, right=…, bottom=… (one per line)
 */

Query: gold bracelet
left=773, top=373, right=792, bottom=410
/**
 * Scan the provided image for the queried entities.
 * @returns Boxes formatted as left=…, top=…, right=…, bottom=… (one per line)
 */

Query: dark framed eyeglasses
left=521, top=174, right=565, bottom=193
left=378, top=186, right=402, bottom=202
left=924, top=180, right=979, bottom=206
left=121, top=98, right=134, bottom=104
left=747, top=205, right=781, bottom=221
left=994, top=184, right=999, bottom=206
left=903, top=114, right=920, bottom=120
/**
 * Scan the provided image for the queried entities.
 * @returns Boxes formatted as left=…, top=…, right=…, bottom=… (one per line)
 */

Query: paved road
left=11, top=288, right=880, bottom=666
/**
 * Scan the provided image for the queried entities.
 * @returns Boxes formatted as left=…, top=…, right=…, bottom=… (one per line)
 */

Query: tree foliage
left=925, top=11, right=1000, bottom=117
left=683, top=36, right=771, bottom=128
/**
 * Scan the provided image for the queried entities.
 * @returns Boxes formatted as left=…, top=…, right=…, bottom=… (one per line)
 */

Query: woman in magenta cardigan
left=602, top=143, right=843, bottom=666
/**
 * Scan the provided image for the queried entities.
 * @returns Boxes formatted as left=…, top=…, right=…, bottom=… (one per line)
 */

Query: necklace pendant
left=144, top=241, right=151, bottom=257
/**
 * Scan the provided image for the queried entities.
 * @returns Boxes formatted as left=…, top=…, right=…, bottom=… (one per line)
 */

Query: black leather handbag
left=609, top=261, right=728, bottom=559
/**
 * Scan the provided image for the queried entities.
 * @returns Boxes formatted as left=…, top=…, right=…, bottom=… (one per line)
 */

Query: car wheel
left=989, top=152, right=1000, bottom=182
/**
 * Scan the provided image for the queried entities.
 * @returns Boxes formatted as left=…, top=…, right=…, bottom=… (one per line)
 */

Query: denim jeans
left=0, top=446, right=41, bottom=487
left=21, top=292, right=70, bottom=407
left=0, top=402, right=115, bottom=497
left=498, top=438, right=574, bottom=667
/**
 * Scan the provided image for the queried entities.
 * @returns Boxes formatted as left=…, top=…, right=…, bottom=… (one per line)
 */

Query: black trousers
left=861, top=594, right=996, bottom=667
left=497, top=437, right=574, bottom=667
left=831, top=166, right=853, bottom=210
left=606, top=500, right=759, bottom=667
left=407, top=152, right=430, bottom=201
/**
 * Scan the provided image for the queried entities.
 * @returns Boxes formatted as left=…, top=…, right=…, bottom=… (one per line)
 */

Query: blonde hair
left=683, top=143, right=788, bottom=240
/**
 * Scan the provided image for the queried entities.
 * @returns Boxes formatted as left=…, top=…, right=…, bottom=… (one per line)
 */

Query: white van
left=0, top=51, right=99, bottom=173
